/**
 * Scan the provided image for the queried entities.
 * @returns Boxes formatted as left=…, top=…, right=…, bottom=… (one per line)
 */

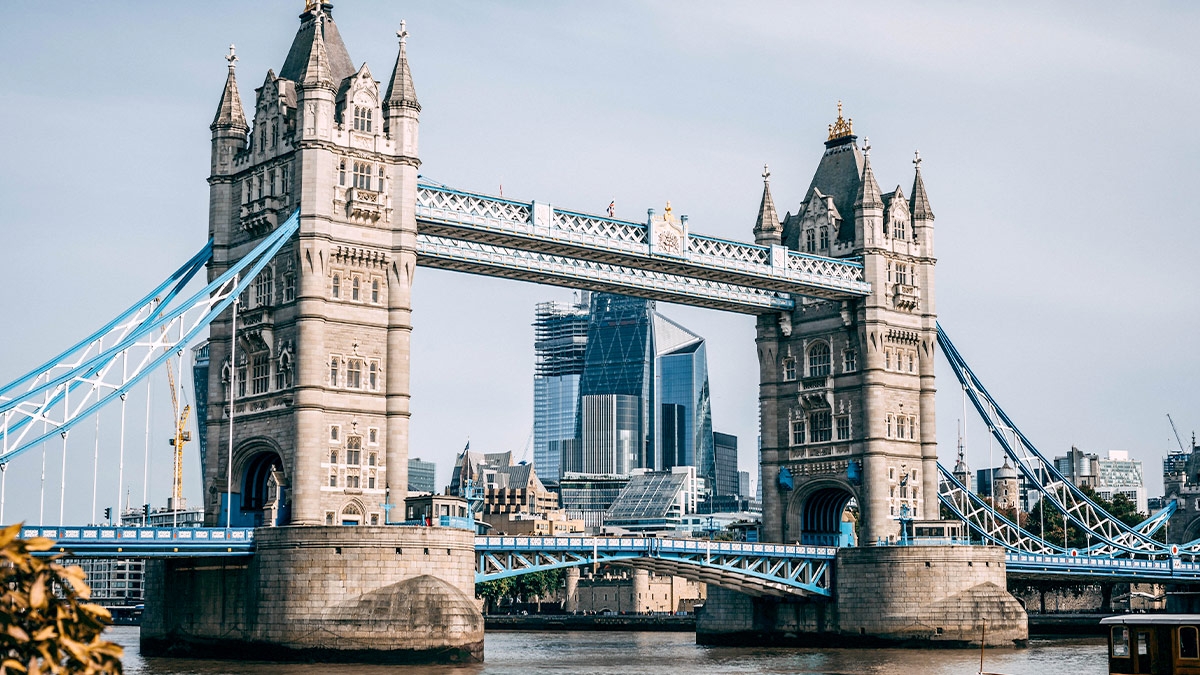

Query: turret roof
left=384, top=21, right=420, bottom=112
left=211, top=45, right=248, bottom=131
left=279, top=4, right=355, bottom=85
left=854, top=140, right=883, bottom=210
left=753, top=164, right=781, bottom=240
left=911, top=151, right=934, bottom=220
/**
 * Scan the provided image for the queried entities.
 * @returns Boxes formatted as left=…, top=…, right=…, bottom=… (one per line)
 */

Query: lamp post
left=381, top=483, right=394, bottom=525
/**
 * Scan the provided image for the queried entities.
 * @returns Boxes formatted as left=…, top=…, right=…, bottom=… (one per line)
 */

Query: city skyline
left=1, top=2, right=1198, bottom=523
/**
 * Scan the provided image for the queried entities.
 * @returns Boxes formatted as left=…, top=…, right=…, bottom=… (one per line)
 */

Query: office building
left=712, top=432, right=739, bottom=498
left=532, top=296, right=590, bottom=483
left=408, top=457, right=437, bottom=494
left=559, top=473, right=630, bottom=532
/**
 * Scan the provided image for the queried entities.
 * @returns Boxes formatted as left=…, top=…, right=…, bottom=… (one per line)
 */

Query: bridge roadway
left=22, top=526, right=1200, bottom=592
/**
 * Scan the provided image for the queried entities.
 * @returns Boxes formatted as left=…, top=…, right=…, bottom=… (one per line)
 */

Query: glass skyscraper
left=533, top=292, right=718, bottom=496
left=532, top=295, right=590, bottom=482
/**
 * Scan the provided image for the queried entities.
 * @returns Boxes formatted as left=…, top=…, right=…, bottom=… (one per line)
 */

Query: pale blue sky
left=1, top=1, right=1198, bottom=523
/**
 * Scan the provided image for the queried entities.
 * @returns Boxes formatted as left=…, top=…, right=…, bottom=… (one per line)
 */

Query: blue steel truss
left=936, top=323, right=1197, bottom=559
left=475, top=536, right=834, bottom=597
left=414, top=183, right=870, bottom=313
left=20, top=526, right=254, bottom=557
left=0, top=212, right=299, bottom=464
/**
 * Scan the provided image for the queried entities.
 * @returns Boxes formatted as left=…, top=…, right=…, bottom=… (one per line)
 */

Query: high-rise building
left=533, top=292, right=718, bottom=495
left=1096, top=450, right=1146, bottom=514
left=408, top=457, right=437, bottom=494
left=533, top=295, right=590, bottom=483
left=712, top=432, right=739, bottom=498
left=738, top=470, right=751, bottom=499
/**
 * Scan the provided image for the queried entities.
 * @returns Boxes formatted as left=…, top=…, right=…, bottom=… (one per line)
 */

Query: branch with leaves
left=0, top=523, right=123, bottom=674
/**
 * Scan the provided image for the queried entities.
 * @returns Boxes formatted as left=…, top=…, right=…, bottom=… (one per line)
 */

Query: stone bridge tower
left=755, top=106, right=938, bottom=545
left=204, top=2, right=420, bottom=527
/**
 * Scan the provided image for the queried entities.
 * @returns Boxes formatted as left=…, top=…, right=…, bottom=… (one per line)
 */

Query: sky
left=1, top=1, right=1198, bottom=525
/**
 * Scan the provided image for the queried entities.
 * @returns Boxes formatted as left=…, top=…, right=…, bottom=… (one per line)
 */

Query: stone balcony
left=893, top=283, right=919, bottom=311
left=240, top=195, right=289, bottom=236
left=799, top=375, right=832, bottom=410
left=239, top=305, right=273, bottom=351
left=346, top=187, right=384, bottom=221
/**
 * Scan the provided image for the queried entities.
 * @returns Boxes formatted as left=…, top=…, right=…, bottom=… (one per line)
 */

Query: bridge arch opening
left=793, top=485, right=857, bottom=547
left=240, top=449, right=286, bottom=527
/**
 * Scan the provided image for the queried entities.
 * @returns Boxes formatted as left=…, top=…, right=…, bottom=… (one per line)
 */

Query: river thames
left=109, top=627, right=1108, bottom=674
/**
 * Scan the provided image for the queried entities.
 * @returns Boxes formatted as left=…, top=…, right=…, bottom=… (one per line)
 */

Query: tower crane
left=1168, top=413, right=1188, bottom=454
left=166, top=353, right=191, bottom=512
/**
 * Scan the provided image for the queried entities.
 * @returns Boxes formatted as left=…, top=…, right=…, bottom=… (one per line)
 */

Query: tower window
left=254, top=268, right=273, bottom=307
left=836, top=415, right=851, bottom=441
left=805, top=229, right=816, bottom=253
left=347, top=359, right=362, bottom=389
left=236, top=354, right=247, bottom=398
left=790, top=419, right=805, bottom=445
left=371, top=279, right=380, bottom=303
left=843, top=349, right=857, bottom=372
left=819, top=227, right=829, bottom=249
left=283, top=274, right=295, bottom=302
left=885, top=349, right=892, bottom=370
left=271, top=122, right=278, bottom=148
left=251, top=353, right=269, bottom=395
left=886, top=414, right=894, bottom=438
left=807, top=342, right=831, bottom=377
left=351, top=276, right=360, bottom=301
left=907, top=352, right=915, bottom=373
left=353, top=162, right=372, bottom=190
left=895, top=263, right=910, bottom=286
left=332, top=274, right=341, bottom=299
left=330, top=425, right=340, bottom=442
left=895, top=219, right=907, bottom=240
left=809, top=411, right=832, bottom=443
left=330, top=357, right=339, bottom=387
left=353, top=106, right=373, bottom=132
left=368, top=428, right=378, bottom=445
left=330, top=451, right=338, bottom=464
left=339, top=160, right=346, bottom=186
left=330, top=475, right=337, bottom=488
left=369, top=362, right=378, bottom=390
left=782, top=357, right=796, bottom=381
left=369, top=452, right=377, bottom=465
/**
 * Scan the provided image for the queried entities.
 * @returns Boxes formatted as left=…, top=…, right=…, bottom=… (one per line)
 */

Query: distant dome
left=996, top=460, right=1018, bottom=480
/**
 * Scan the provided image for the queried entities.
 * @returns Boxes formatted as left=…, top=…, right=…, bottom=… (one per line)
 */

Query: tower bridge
left=3, top=2, right=1197, bottom=663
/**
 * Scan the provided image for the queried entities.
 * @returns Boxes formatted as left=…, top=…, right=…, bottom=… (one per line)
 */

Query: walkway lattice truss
left=475, top=536, right=834, bottom=597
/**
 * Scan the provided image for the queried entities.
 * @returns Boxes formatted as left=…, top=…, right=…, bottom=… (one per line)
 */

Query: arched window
left=805, top=229, right=816, bottom=253
left=807, top=342, right=831, bottom=377
left=371, top=279, right=380, bottom=303
left=895, top=219, right=907, bottom=240
left=331, top=274, right=340, bottom=299
left=378, top=165, right=385, bottom=191
left=1181, top=626, right=1199, bottom=659
left=329, top=357, right=339, bottom=387
left=347, top=359, right=362, bottom=388
left=782, top=357, right=796, bottom=381
left=338, top=160, right=346, bottom=186
left=341, top=503, right=362, bottom=525
left=330, top=451, right=338, bottom=464
left=819, top=227, right=829, bottom=249
left=351, top=277, right=360, bottom=301
left=353, top=162, right=372, bottom=190
left=271, top=122, right=278, bottom=147
left=369, top=362, right=378, bottom=390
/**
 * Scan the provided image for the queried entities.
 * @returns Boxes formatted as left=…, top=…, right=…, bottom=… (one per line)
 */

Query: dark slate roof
left=911, top=166, right=934, bottom=220
left=280, top=9, right=355, bottom=85
left=211, top=64, right=247, bottom=130
left=384, top=39, right=420, bottom=111
left=803, top=136, right=863, bottom=242
left=753, top=178, right=780, bottom=240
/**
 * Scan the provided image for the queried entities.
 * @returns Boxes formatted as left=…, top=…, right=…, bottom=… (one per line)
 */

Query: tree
left=475, top=577, right=514, bottom=614
left=0, top=523, right=124, bottom=674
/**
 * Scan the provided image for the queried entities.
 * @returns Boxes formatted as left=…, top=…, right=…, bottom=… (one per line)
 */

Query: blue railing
left=20, top=526, right=255, bottom=556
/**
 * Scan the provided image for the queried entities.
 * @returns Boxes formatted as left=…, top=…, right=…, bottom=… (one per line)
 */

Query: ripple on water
left=108, top=626, right=1108, bottom=675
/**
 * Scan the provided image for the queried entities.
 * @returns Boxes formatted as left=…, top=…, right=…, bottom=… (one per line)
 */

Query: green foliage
left=475, top=568, right=565, bottom=608
left=0, top=523, right=123, bottom=674
left=1025, top=486, right=1151, bottom=550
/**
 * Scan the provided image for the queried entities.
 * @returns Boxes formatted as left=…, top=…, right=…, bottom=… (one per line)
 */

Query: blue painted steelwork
left=19, top=526, right=254, bottom=557
left=1006, top=552, right=1200, bottom=582
left=0, top=212, right=299, bottom=464
left=937, top=323, right=1183, bottom=557
left=474, top=535, right=835, bottom=597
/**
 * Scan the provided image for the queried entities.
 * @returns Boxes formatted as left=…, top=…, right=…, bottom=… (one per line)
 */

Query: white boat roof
left=1101, top=614, right=1200, bottom=626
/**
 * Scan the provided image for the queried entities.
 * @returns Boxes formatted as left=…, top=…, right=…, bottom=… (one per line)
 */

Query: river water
left=109, top=627, right=1108, bottom=674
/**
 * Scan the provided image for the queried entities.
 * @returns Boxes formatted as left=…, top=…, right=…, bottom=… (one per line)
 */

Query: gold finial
left=664, top=201, right=673, bottom=216
left=827, top=100, right=854, bottom=141
left=305, top=0, right=320, bottom=12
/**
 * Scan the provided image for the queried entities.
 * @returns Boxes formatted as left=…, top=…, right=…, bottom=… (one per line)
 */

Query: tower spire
left=753, top=163, right=781, bottom=245
left=211, top=44, right=248, bottom=131
left=300, top=11, right=334, bottom=88
left=384, top=19, right=421, bottom=113
left=854, top=137, right=882, bottom=210
left=911, top=150, right=934, bottom=221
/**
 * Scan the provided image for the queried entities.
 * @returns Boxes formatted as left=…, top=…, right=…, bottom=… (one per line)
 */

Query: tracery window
left=351, top=276, right=360, bottom=301
left=371, top=279, right=380, bottom=303
left=330, top=357, right=339, bottom=387
left=809, top=411, right=832, bottom=443
left=339, top=160, right=346, bottom=186
left=807, top=342, right=831, bottom=377
left=819, top=227, right=829, bottom=249
left=782, top=358, right=796, bottom=381
left=843, top=349, right=857, bottom=372
left=347, top=359, right=362, bottom=389
left=353, top=106, right=373, bottom=132
left=251, top=353, right=269, bottom=395
left=353, top=162, right=372, bottom=190
left=332, top=274, right=340, bottom=299
left=368, top=362, right=378, bottom=390
left=805, top=229, right=816, bottom=253
left=790, top=419, right=805, bottom=445
left=254, top=268, right=273, bottom=307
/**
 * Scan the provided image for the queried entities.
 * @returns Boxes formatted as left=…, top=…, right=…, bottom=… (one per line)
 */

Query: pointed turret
left=753, top=164, right=781, bottom=246
left=211, top=45, right=248, bottom=132
left=910, top=150, right=934, bottom=221
left=299, top=12, right=334, bottom=89
left=854, top=139, right=883, bottom=210
left=280, top=3, right=355, bottom=85
left=384, top=20, right=420, bottom=113
left=384, top=20, right=421, bottom=154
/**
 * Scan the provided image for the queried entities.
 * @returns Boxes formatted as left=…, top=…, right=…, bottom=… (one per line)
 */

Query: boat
left=1101, top=614, right=1200, bottom=674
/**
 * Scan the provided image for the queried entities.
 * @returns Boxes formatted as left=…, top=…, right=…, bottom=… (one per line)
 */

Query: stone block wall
left=142, top=526, right=482, bottom=663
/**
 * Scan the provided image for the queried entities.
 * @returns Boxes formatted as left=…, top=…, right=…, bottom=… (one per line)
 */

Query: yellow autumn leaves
left=0, top=523, right=123, bottom=674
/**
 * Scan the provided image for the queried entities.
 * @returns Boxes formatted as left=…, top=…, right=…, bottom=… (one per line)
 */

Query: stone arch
left=785, top=477, right=858, bottom=546
left=1182, top=514, right=1200, bottom=544
left=339, top=499, right=365, bottom=526
left=231, top=436, right=287, bottom=526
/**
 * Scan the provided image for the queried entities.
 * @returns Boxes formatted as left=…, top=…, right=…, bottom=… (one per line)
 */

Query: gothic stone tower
left=204, top=3, right=420, bottom=527
left=754, top=106, right=938, bottom=546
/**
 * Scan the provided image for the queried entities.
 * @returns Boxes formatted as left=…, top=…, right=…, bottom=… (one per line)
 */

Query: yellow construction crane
left=166, top=355, right=191, bottom=510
